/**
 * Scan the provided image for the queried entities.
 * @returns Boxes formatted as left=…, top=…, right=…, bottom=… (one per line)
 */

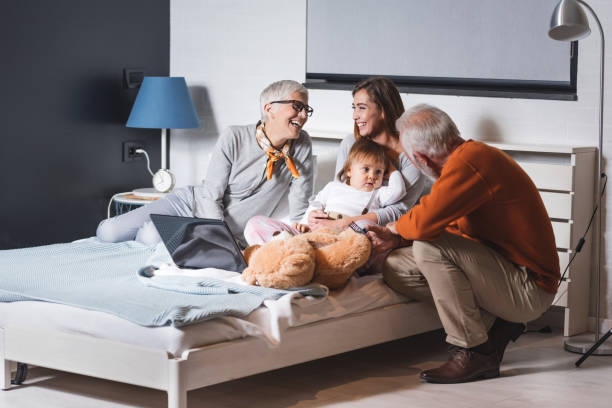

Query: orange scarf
left=256, top=122, right=300, bottom=180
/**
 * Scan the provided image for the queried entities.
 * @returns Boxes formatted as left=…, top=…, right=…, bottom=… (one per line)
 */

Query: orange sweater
left=396, top=140, right=560, bottom=294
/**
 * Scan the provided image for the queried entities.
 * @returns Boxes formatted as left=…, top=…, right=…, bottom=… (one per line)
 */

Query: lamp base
left=564, top=332, right=612, bottom=355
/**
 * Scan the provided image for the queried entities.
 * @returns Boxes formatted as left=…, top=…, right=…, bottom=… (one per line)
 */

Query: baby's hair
left=337, top=139, right=392, bottom=184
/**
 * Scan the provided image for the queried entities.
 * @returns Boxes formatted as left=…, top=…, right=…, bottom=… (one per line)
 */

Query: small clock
left=152, top=169, right=175, bottom=193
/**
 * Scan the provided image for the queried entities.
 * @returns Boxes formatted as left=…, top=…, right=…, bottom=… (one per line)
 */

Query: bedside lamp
left=126, top=76, right=200, bottom=194
left=548, top=0, right=612, bottom=364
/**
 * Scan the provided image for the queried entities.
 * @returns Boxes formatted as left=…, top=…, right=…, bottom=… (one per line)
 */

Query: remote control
left=349, top=221, right=367, bottom=234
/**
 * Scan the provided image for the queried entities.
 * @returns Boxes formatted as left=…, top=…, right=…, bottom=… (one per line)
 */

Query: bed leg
left=1, top=360, right=9, bottom=390
left=1, top=329, right=10, bottom=390
left=168, top=359, right=187, bottom=408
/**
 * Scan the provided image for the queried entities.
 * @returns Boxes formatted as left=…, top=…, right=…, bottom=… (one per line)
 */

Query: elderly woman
left=96, top=80, right=314, bottom=248
left=308, top=76, right=427, bottom=231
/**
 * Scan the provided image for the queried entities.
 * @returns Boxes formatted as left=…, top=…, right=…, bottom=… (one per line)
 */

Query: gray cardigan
left=194, top=124, right=313, bottom=245
left=335, top=134, right=428, bottom=225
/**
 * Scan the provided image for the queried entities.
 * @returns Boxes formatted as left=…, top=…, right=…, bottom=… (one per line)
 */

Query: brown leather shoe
left=488, top=318, right=526, bottom=362
left=420, top=344, right=500, bottom=384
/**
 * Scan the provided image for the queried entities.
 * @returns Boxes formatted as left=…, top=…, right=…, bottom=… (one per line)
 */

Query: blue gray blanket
left=0, top=238, right=326, bottom=327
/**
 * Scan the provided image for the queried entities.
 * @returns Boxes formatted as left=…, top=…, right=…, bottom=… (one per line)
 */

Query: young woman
left=308, top=77, right=427, bottom=231
left=96, top=80, right=314, bottom=248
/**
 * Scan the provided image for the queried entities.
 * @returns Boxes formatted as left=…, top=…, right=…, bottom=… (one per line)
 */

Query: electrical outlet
left=122, top=141, right=145, bottom=162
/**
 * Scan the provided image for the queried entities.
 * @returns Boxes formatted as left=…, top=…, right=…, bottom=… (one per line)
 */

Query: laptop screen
left=150, top=214, right=247, bottom=272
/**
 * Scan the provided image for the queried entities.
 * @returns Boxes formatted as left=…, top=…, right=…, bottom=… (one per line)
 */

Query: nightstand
left=112, top=192, right=161, bottom=216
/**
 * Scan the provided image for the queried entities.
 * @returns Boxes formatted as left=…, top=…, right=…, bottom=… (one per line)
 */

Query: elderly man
left=367, top=104, right=559, bottom=383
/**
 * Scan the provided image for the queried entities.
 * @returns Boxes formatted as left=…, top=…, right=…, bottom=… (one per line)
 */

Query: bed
left=1, top=139, right=595, bottom=408
left=0, top=239, right=441, bottom=408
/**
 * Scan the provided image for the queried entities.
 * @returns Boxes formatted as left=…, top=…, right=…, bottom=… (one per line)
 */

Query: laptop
left=150, top=214, right=247, bottom=272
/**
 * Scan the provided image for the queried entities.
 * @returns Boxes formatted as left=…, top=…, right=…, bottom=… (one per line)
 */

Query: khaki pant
left=383, top=232, right=554, bottom=348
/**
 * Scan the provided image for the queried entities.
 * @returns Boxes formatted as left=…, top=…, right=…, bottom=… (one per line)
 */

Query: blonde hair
left=337, top=139, right=391, bottom=184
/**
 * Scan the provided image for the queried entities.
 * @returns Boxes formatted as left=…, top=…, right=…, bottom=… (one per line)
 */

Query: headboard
left=486, top=143, right=596, bottom=337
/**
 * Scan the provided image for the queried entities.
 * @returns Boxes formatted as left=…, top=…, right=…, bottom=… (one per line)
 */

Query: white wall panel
left=170, top=0, right=612, bottom=322
left=170, top=0, right=306, bottom=187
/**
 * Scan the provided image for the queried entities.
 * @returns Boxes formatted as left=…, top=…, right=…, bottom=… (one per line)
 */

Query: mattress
left=0, top=274, right=411, bottom=357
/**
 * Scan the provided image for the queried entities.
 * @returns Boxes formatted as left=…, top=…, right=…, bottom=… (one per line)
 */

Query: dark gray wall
left=0, top=0, right=169, bottom=249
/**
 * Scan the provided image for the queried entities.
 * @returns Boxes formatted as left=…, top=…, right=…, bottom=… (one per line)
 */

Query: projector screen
left=306, top=0, right=577, bottom=100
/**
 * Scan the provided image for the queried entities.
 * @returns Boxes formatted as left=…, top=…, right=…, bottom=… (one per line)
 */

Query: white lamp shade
left=549, top=0, right=591, bottom=41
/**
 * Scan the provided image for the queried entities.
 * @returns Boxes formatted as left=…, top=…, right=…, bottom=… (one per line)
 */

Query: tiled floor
left=2, top=327, right=611, bottom=408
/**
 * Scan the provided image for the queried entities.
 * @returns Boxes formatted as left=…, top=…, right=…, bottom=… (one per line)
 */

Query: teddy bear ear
left=241, top=267, right=258, bottom=285
left=242, top=245, right=261, bottom=265
left=280, top=254, right=315, bottom=278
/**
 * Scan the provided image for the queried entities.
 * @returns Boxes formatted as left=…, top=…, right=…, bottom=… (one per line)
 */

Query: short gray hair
left=259, top=80, right=309, bottom=122
left=396, top=104, right=461, bottom=158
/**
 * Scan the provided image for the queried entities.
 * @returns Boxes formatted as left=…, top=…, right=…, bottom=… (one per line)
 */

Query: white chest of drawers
left=489, top=143, right=597, bottom=337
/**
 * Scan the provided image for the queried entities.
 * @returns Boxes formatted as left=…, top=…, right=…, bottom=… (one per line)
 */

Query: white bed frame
left=4, top=140, right=592, bottom=407
left=1, top=301, right=441, bottom=408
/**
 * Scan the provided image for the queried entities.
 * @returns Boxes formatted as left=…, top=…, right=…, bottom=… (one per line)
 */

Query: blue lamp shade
left=126, top=77, right=201, bottom=129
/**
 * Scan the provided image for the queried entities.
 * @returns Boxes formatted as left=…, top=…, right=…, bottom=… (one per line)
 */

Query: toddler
left=245, top=139, right=406, bottom=245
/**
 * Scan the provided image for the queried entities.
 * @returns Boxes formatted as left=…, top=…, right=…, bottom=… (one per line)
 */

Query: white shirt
left=300, top=170, right=406, bottom=224
left=335, top=135, right=428, bottom=225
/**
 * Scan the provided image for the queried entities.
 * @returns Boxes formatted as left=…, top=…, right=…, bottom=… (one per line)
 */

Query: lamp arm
left=579, top=0, right=605, bottom=340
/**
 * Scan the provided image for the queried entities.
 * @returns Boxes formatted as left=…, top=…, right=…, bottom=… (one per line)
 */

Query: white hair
left=259, top=80, right=308, bottom=122
left=396, top=104, right=462, bottom=158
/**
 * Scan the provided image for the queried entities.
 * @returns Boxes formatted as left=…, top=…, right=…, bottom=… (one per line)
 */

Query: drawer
left=516, top=162, right=574, bottom=192
left=554, top=280, right=568, bottom=307
left=540, top=191, right=573, bottom=220
left=551, top=221, right=571, bottom=249
left=553, top=251, right=569, bottom=307
left=558, top=251, right=569, bottom=272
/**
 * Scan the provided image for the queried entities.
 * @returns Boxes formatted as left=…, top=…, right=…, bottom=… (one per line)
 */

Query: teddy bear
left=242, top=228, right=371, bottom=290
left=302, top=228, right=372, bottom=289
left=242, top=236, right=315, bottom=289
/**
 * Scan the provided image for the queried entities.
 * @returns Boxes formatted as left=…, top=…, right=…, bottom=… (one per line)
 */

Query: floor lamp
left=548, top=0, right=612, bottom=364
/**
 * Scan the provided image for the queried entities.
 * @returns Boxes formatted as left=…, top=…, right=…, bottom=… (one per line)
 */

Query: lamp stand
left=575, top=329, right=612, bottom=366
left=562, top=0, right=612, bottom=363
left=161, top=128, right=168, bottom=170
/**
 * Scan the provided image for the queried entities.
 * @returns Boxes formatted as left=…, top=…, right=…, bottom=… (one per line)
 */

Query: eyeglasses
left=270, top=100, right=314, bottom=117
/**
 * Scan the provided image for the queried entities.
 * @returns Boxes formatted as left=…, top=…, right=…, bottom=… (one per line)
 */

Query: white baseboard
left=534, top=308, right=612, bottom=335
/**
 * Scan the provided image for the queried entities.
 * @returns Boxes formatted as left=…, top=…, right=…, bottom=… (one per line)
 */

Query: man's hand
left=366, top=224, right=402, bottom=257
left=386, top=221, right=398, bottom=235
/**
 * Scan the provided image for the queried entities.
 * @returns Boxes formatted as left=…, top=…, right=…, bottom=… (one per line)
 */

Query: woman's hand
left=293, top=223, right=310, bottom=233
left=307, top=210, right=350, bottom=232
left=366, top=224, right=402, bottom=257
left=307, top=210, right=328, bottom=225
left=310, top=217, right=353, bottom=232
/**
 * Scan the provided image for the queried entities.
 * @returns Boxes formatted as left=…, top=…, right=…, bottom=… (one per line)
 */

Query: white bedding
left=0, top=274, right=410, bottom=357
